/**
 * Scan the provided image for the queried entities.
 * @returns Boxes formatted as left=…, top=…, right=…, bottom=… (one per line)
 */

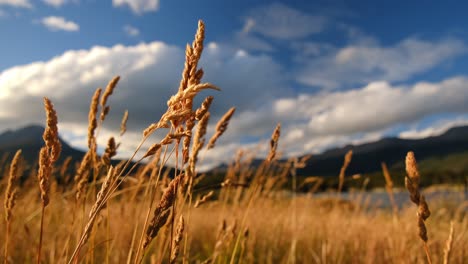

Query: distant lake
left=313, top=189, right=467, bottom=209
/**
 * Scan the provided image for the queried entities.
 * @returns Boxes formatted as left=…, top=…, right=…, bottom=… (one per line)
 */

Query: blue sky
left=1, top=0, right=468, bottom=169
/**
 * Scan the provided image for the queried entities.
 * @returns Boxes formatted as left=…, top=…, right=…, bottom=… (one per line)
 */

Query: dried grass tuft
left=207, top=107, right=235, bottom=149
left=405, top=151, right=432, bottom=264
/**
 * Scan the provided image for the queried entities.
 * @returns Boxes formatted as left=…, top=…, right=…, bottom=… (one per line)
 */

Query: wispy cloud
left=296, top=38, right=466, bottom=89
left=399, top=118, right=468, bottom=139
left=0, top=0, right=32, bottom=8
left=113, top=0, right=159, bottom=14
left=243, top=2, right=327, bottom=40
left=123, top=24, right=140, bottom=37
left=42, top=0, right=70, bottom=8
left=39, top=16, right=79, bottom=31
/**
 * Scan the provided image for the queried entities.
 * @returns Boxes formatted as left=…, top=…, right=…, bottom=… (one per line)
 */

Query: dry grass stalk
left=337, top=150, right=353, bottom=193
left=82, top=167, right=116, bottom=242
left=144, top=21, right=218, bottom=139
left=100, top=76, right=120, bottom=122
left=195, top=96, right=213, bottom=120
left=443, top=221, right=454, bottom=264
left=75, top=151, right=92, bottom=201
left=43, top=98, right=61, bottom=163
left=186, top=112, right=210, bottom=182
left=59, top=156, right=72, bottom=179
left=182, top=118, right=195, bottom=164
left=170, top=216, right=185, bottom=264
left=4, top=150, right=22, bottom=263
left=68, top=167, right=117, bottom=264
left=4, top=150, right=21, bottom=221
left=266, top=123, right=281, bottom=163
left=37, top=98, right=61, bottom=264
left=381, top=162, right=398, bottom=216
left=207, top=107, right=236, bottom=149
left=405, top=151, right=432, bottom=264
left=194, top=191, right=214, bottom=208
left=142, top=175, right=183, bottom=251
left=179, top=20, right=205, bottom=93
left=120, top=110, right=129, bottom=136
left=143, top=132, right=189, bottom=159
left=102, top=137, right=117, bottom=166
left=88, top=88, right=101, bottom=149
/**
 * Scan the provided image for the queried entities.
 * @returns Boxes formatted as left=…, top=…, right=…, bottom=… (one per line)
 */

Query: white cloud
left=0, top=40, right=286, bottom=170
left=0, top=0, right=31, bottom=8
left=244, top=2, right=327, bottom=39
left=297, top=38, right=466, bottom=89
left=399, top=118, right=468, bottom=139
left=40, top=16, right=79, bottom=31
left=113, top=0, right=159, bottom=14
left=1, top=32, right=468, bottom=170
left=123, top=25, right=140, bottom=37
left=42, top=0, right=68, bottom=8
left=210, top=77, right=468, bottom=167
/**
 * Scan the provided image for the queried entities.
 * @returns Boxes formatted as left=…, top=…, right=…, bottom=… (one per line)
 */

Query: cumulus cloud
left=297, top=38, right=466, bottom=89
left=39, top=16, right=79, bottom=31
left=1, top=29, right=468, bottom=170
left=213, top=77, right=468, bottom=165
left=399, top=117, right=468, bottom=139
left=0, top=0, right=32, bottom=8
left=0, top=40, right=287, bottom=169
left=243, top=2, right=327, bottom=40
left=113, top=0, right=159, bottom=14
left=123, top=25, right=140, bottom=37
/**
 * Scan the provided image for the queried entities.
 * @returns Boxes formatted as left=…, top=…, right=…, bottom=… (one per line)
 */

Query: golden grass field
left=1, top=21, right=467, bottom=264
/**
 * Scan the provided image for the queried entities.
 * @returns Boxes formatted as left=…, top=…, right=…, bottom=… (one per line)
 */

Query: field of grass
left=1, top=21, right=467, bottom=264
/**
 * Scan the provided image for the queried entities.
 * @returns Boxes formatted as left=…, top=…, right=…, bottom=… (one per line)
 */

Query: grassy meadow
left=1, top=21, right=467, bottom=264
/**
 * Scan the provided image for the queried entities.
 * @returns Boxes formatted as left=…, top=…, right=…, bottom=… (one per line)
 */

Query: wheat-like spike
left=192, top=20, right=205, bottom=66
left=167, top=83, right=220, bottom=110
left=337, top=150, right=353, bottom=193
left=88, top=88, right=102, bottom=149
left=207, top=107, right=235, bottom=149
left=170, top=216, right=185, bottom=264
left=60, top=156, right=72, bottom=178
left=143, top=143, right=162, bottom=159
left=381, top=162, right=398, bottom=216
left=178, top=44, right=193, bottom=93
left=195, top=96, right=213, bottom=121
left=38, top=147, right=51, bottom=207
left=43, top=97, right=61, bottom=163
left=186, top=112, right=210, bottom=184
left=4, top=149, right=22, bottom=221
left=405, top=151, right=432, bottom=263
left=143, top=175, right=183, bottom=250
left=100, top=76, right=120, bottom=107
left=182, top=117, right=195, bottom=164
left=102, top=137, right=117, bottom=166
left=75, top=151, right=92, bottom=201
left=443, top=221, right=454, bottom=264
left=187, top=20, right=205, bottom=86
left=120, top=110, right=129, bottom=136
left=100, top=76, right=120, bottom=121
left=194, top=191, right=214, bottom=208
left=266, top=123, right=281, bottom=163
left=80, top=167, right=116, bottom=246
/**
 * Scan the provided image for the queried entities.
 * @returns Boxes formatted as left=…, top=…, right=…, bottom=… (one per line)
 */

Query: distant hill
left=1, top=124, right=467, bottom=187
left=295, top=126, right=468, bottom=177
left=0, top=125, right=85, bottom=164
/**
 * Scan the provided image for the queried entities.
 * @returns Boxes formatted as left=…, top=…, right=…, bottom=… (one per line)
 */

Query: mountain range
left=1, top=125, right=467, bottom=182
